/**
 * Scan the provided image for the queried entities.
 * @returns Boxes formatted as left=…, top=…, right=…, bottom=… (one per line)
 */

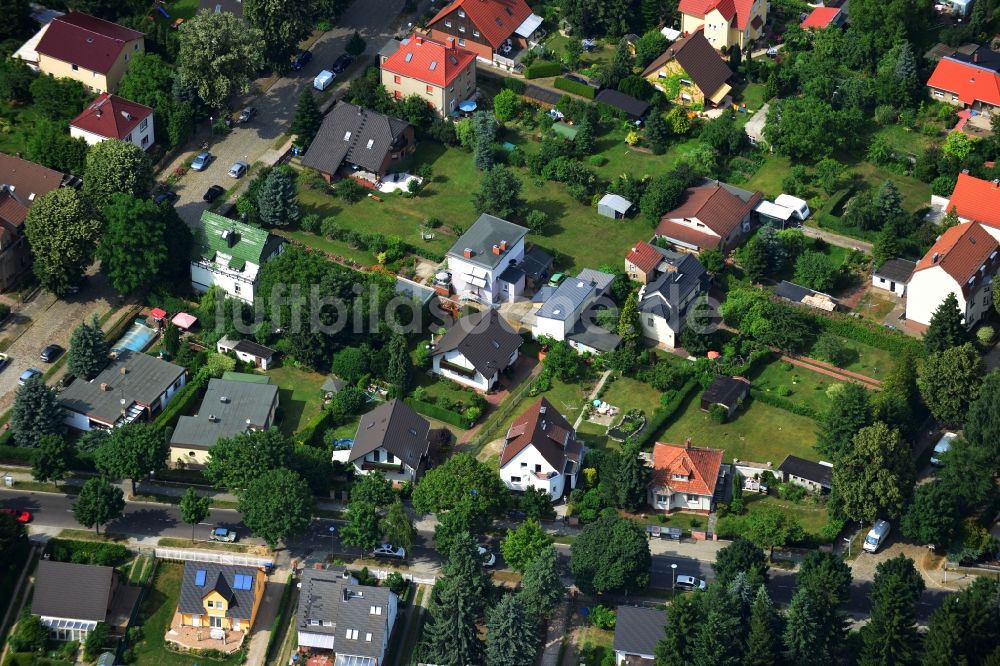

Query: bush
left=404, top=398, right=474, bottom=428
left=708, top=403, right=727, bottom=423
left=976, top=325, right=995, bottom=345
left=590, top=604, right=617, bottom=629
left=153, top=373, right=208, bottom=430
left=46, top=539, right=129, bottom=566
left=337, top=178, right=368, bottom=203
left=775, top=385, right=791, bottom=397
left=84, top=623, right=109, bottom=660
left=749, top=388, right=816, bottom=419
left=587, top=155, right=608, bottom=167
left=503, top=77, right=526, bottom=93
left=633, top=378, right=699, bottom=447
left=7, top=616, right=47, bottom=653
left=386, top=571, right=408, bottom=595
left=777, top=482, right=807, bottom=502
left=524, top=60, right=562, bottom=79
left=554, top=77, right=597, bottom=99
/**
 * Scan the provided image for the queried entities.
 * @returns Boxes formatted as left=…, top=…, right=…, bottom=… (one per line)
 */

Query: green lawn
left=744, top=494, right=830, bottom=536
left=874, top=123, right=937, bottom=156
left=132, top=562, right=245, bottom=666
left=277, top=228, right=375, bottom=266
left=600, top=376, right=663, bottom=415
left=750, top=360, right=835, bottom=416
left=808, top=335, right=896, bottom=379
left=164, top=0, right=200, bottom=20
left=266, top=365, right=327, bottom=437
left=745, top=155, right=793, bottom=199
left=592, top=132, right=703, bottom=181
left=415, top=373, right=480, bottom=409
left=575, top=626, right=615, bottom=666
left=658, top=390, right=819, bottom=464
left=735, top=83, right=768, bottom=111
left=851, top=162, right=930, bottom=213
left=545, top=33, right=616, bottom=71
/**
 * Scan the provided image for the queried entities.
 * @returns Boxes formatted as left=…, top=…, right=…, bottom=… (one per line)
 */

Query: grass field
left=266, top=365, right=327, bottom=437
left=658, top=391, right=819, bottom=464
left=0, top=103, right=45, bottom=158
left=750, top=360, right=835, bottom=416
left=854, top=291, right=899, bottom=321
left=744, top=494, right=830, bottom=535
left=574, top=625, right=615, bottom=666
left=808, top=334, right=896, bottom=380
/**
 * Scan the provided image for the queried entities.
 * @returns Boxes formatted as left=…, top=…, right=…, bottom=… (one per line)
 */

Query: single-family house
left=59, top=350, right=186, bottom=431
left=191, top=211, right=284, bottom=304
left=927, top=48, right=1000, bottom=115
left=69, top=93, right=154, bottom=150
left=296, top=566, right=398, bottom=663
left=774, top=280, right=838, bottom=312
left=677, top=0, right=767, bottom=51
left=430, top=309, right=523, bottom=391
left=700, top=375, right=750, bottom=417
left=380, top=34, right=477, bottom=117
left=533, top=269, right=620, bottom=354
left=638, top=251, right=708, bottom=348
left=301, top=102, right=415, bottom=185
left=216, top=337, right=277, bottom=369
left=595, top=89, right=650, bottom=120
left=446, top=213, right=529, bottom=304
left=778, top=455, right=833, bottom=493
left=905, top=221, right=1000, bottom=327
left=30, top=12, right=144, bottom=94
left=655, top=179, right=762, bottom=253
left=168, top=378, right=279, bottom=468
left=424, top=0, right=544, bottom=66
left=499, top=397, right=583, bottom=499
left=597, top=193, right=633, bottom=219
left=934, top=171, right=1000, bottom=236
left=626, top=240, right=672, bottom=284
left=613, top=606, right=668, bottom=665
left=872, top=258, right=916, bottom=297
left=349, top=400, right=431, bottom=484
left=32, top=561, right=119, bottom=641
left=649, top=440, right=724, bottom=513
left=641, top=31, right=733, bottom=107
left=173, top=563, right=266, bottom=640
left=801, top=6, right=844, bottom=29
left=0, top=153, right=70, bottom=291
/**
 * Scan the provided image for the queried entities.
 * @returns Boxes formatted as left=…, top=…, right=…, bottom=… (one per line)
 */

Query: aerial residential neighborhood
left=2, top=0, right=1000, bottom=664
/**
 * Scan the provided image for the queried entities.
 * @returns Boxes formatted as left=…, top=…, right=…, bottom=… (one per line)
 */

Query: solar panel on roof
left=233, top=574, right=253, bottom=590
left=195, top=570, right=206, bottom=586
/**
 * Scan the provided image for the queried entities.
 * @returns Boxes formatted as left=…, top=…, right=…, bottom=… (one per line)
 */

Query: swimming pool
left=112, top=319, right=158, bottom=353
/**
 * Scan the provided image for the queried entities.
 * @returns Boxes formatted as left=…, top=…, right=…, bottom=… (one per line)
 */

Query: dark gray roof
left=641, top=31, right=731, bottom=98
left=322, top=377, right=348, bottom=393
left=523, top=84, right=562, bottom=106
left=350, top=399, right=430, bottom=469
left=702, top=375, right=749, bottom=409
left=874, top=258, right=916, bottom=284
left=774, top=280, right=834, bottom=304
left=639, top=254, right=707, bottom=319
left=32, top=561, right=115, bottom=622
left=567, top=316, right=622, bottom=353
left=576, top=268, right=615, bottom=294
left=779, top=455, right=833, bottom=487
left=614, top=606, right=667, bottom=656
left=58, top=351, right=185, bottom=425
left=179, top=562, right=259, bottom=620
left=233, top=339, right=275, bottom=359
left=432, top=309, right=524, bottom=378
left=302, top=102, right=412, bottom=175
left=595, top=89, right=650, bottom=118
left=447, top=214, right=529, bottom=270
left=537, top=270, right=615, bottom=321
left=498, top=264, right=525, bottom=284
left=296, top=567, right=393, bottom=655
left=521, top=246, right=553, bottom=282
left=170, top=379, right=279, bottom=450
left=379, top=38, right=401, bottom=59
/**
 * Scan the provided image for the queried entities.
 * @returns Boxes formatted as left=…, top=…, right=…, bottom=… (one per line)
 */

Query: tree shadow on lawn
left=276, top=388, right=308, bottom=438
left=526, top=198, right=568, bottom=226
left=411, top=140, right=449, bottom=168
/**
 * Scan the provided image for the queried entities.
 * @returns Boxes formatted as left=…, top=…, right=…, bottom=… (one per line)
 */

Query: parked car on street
left=238, top=106, right=257, bottom=123
left=0, top=508, right=31, bottom=523
left=191, top=151, right=213, bottom=171
left=39, top=344, right=63, bottom=362
left=930, top=432, right=957, bottom=466
left=373, top=543, right=406, bottom=560
left=228, top=161, right=248, bottom=178
left=291, top=50, right=313, bottom=71
left=209, top=527, right=238, bottom=542
left=203, top=185, right=225, bottom=202
left=674, top=575, right=707, bottom=591
left=331, top=53, right=354, bottom=74
left=154, top=190, right=179, bottom=206
left=0, top=353, right=9, bottom=370
left=18, top=368, right=41, bottom=386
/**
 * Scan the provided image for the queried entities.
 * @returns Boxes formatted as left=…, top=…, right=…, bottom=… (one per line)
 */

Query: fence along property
left=154, top=547, right=274, bottom=569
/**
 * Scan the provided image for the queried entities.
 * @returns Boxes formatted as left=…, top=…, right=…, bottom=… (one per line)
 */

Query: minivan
left=863, top=519, right=891, bottom=553
left=313, top=70, right=335, bottom=91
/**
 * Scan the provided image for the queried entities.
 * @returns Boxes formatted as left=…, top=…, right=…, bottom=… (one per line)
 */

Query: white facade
left=40, top=616, right=97, bottom=642
left=297, top=592, right=397, bottom=663
left=447, top=237, right=525, bottom=305
left=500, top=444, right=568, bottom=499
left=431, top=347, right=518, bottom=391
left=62, top=373, right=186, bottom=431
left=191, top=259, right=261, bottom=305
left=871, top=273, right=906, bottom=297
left=640, top=311, right=678, bottom=348
left=905, top=265, right=992, bottom=327
left=353, top=446, right=420, bottom=485
left=616, top=648, right=654, bottom=665
left=216, top=339, right=273, bottom=369
left=70, top=112, right=154, bottom=150
left=532, top=310, right=573, bottom=341
left=648, top=488, right=713, bottom=513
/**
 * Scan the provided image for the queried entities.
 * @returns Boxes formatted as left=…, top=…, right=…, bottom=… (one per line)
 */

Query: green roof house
left=191, top=211, right=284, bottom=304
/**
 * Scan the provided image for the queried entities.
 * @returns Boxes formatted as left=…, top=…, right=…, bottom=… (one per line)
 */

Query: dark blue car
left=291, top=50, right=313, bottom=71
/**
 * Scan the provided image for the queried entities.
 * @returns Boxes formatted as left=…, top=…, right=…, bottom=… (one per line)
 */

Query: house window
left=370, top=606, right=382, bottom=615
left=680, top=78, right=692, bottom=86
left=394, top=90, right=402, bottom=99
left=346, top=629, right=359, bottom=640
left=72, top=64, right=79, bottom=71
left=366, top=632, right=373, bottom=641
left=672, top=473, right=689, bottom=481
left=372, top=450, right=381, bottom=462
left=681, top=93, right=692, bottom=101
left=535, top=464, right=542, bottom=473
left=210, top=616, right=223, bottom=628
left=459, top=25, right=466, bottom=32
left=188, top=451, right=196, bottom=457
left=386, top=452, right=395, bottom=463
left=233, top=284, right=241, bottom=293
left=445, top=20, right=452, bottom=27
left=458, top=38, right=466, bottom=46
left=520, top=462, right=527, bottom=468
left=473, top=30, right=480, bottom=37
left=142, top=134, right=149, bottom=146
left=394, top=75, right=401, bottom=84
left=426, top=85, right=434, bottom=94
left=647, top=317, right=654, bottom=326
left=206, top=600, right=215, bottom=608
left=458, top=9, right=465, bottom=16
left=510, top=476, right=521, bottom=483
left=125, top=133, right=132, bottom=143
left=686, top=494, right=698, bottom=502
left=656, top=494, right=669, bottom=504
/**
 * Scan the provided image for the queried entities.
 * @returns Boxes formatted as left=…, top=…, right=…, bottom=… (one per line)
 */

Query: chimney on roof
left=464, top=248, right=474, bottom=258
left=684, top=438, right=691, bottom=449
left=220, top=396, right=229, bottom=403
left=500, top=240, right=507, bottom=251
left=100, top=383, right=109, bottom=391
left=993, top=179, right=1000, bottom=188
left=492, top=244, right=501, bottom=255
left=208, top=414, right=218, bottom=422
left=416, top=35, right=424, bottom=45
left=95, top=108, right=102, bottom=117
left=975, top=51, right=980, bottom=63
left=447, top=36, right=456, bottom=48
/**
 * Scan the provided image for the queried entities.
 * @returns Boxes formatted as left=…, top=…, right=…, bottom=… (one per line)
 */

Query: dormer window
left=343, top=131, right=352, bottom=141
left=458, top=9, right=465, bottom=16
left=671, top=473, right=689, bottom=481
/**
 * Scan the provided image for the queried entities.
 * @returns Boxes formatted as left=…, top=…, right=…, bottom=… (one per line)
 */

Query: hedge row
left=553, top=77, right=597, bottom=99
left=0, top=444, right=35, bottom=466
left=523, top=61, right=561, bottom=79
left=265, top=573, right=295, bottom=661
left=46, top=538, right=129, bottom=566
left=720, top=349, right=773, bottom=378
left=404, top=398, right=470, bottom=429
left=297, top=408, right=335, bottom=446
left=503, top=77, right=526, bottom=93
left=749, top=388, right=817, bottom=420
left=633, top=378, right=700, bottom=447
left=152, top=373, right=208, bottom=430
left=817, top=316, right=925, bottom=357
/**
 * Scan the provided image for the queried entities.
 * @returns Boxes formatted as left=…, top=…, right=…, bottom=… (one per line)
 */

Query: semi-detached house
left=425, top=0, right=544, bottom=65
left=380, top=34, right=477, bottom=117
left=191, top=211, right=283, bottom=304
left=499, top=397, right=583, bottom=499
left=678, top=0, right=767, bottom=51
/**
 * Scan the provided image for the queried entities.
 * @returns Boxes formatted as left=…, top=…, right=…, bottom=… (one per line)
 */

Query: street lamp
left=671, top=563, right=677, bottom=590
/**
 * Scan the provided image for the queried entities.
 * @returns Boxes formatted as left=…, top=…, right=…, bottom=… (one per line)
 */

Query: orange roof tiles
left=914, top=221, right=999, bottom=291
left=801, top=6, right=840, bottom=29
left=927, top=57, right=1000, bottom=108
left=382, top=34, right=476, bottom=88
left=678, top=0, right=757, bottom=30
left=428, top=0, right=532, bottom=49
left=626, top=240, right=664, bottom=274
left=659, top=183, right=760, bottom=239
left=945, top=171, right=1000, bottom=228
left=651, top=441, right=723, bottom=497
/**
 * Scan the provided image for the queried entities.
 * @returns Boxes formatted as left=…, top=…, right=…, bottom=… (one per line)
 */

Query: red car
left=0, top=508, right=31, bottom=523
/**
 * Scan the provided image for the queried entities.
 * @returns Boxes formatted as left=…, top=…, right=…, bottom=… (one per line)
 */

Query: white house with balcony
left=430, top=309, right=523, bottom=391
left=191, top=211, right=284, bottom=304
left=498, top=397, right=583, bottom=499
left=347, top=400, right=431, bottom=485
left=446, top=213, right=528, bottom=305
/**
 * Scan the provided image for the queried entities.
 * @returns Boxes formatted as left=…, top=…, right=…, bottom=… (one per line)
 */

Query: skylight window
left=366, top=139, right=374, bottom=149
left=449, top=55, right=458, bottom=65
left=429, top=60, right=438, bottom=70
left=343, top=131, right=352, bottom=141
left=405, top=52, right=413, bottom=62
left=195, top=570, right=207, bottom=586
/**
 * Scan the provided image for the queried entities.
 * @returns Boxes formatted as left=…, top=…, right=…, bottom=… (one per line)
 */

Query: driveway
left=164, top=0, right=410, bottom=225
left=0, top=267, right=115, bottom=412
left=802, top=224, right=873, bottom=254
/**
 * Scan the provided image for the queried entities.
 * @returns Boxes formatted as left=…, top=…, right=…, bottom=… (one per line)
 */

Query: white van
left=863, top=519, right=891, bottom=553
left=313, top=70, right=336, bottom=91
left=775, top=194, right=811, bottom=221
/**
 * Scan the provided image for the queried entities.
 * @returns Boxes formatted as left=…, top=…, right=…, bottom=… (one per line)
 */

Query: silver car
left=372, top=543, right=406, bottom=559
left=674, top=575, right=707, bottom=591
left=228, top=160, right=248, bottom=178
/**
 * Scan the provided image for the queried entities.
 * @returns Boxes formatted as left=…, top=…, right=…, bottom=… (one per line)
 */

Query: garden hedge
left=503, top=77, right=526, bottom=93
left=523, top=61, right=562, bottom=79
left=297, top=408, right=334, bottom=445
left=553, top=77, right=597, bottom=99
left=633, top=378, right=700, bottom=447
left=152, top=373, right=208, bottom=430
left=265, top=573, right=295, bottom=661
left=816, top=316, right=925, bottom=357
left=46, top=538, right=129, bottom=566
left=405, top=398, right=470, bottom=429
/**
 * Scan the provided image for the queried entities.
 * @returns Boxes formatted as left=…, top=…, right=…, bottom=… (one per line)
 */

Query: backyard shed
left=595, top=89, right=650, bottom=120
left=700, top=375, right=750, bottom=417
left=171, top=312, right=198, bottom=331
left=598, top=193, right=633, bottom=219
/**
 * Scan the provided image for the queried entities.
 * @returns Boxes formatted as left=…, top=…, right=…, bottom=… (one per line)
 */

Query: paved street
left=165, top=0, right=408, bottom=225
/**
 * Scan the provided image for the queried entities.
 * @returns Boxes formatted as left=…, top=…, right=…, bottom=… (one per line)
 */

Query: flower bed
left=607, top=409, right=646, bottom=441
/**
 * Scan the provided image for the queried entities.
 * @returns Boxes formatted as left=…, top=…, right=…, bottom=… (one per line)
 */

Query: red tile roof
left=626, top=240, right=664, bottom=274
left=945, top=171, right=1000, bottom=228
left=499, top=397, right=580, bottom=470
left=651, top=441, right=723, bottom=497
left=679, top=0, right=757, bottom=30
left=0, top=190, right=27, bottom=227
left=428, top=0, right=532, bottom=49
left=927, top=57, right=1000, bottom=108
left=36, top=12, right=143, bottom=75
left=382, top=34, right=476, bottom=88
left=801, top=6, right=840, bottom=29
left=914, top=221, right=1000, bottom=291
left=660, top=183, right=761, bottom=239
left=70, top=94, right=152, bottom=140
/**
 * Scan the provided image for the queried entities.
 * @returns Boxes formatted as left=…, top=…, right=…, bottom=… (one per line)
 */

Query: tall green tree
left=0, top=56, right=36, bottom=104
left=473, top=164, right=522, bottom=219
left=420, top=574, right=485, bottom=666
left=473, top=110, right=498, bottom=171
left=923, top=293, right=971, bottom=353
left=95, top=423, right=169, bottom=496
left=743, top=505, right=805, bottom=558
left=25, top=120, right=88, bottom=175
left=97, top=194, right=168, bottom=295
left=68, top=315, right=109, bottom=380
left=917, top=343, right=985, bottom=425
left=693, top=587, right=743, bottom=666
left=258, top=167, right=300, bottom=227
left=32, top=435, right=72, bottom=486
left=385, top=334, right=411, bottom=395
left=413, top=452, right=509, bottom=520
left=861, top=556, right=925, bottom=666
left=713, top=537, right=769, bottom=589
left=83, top=140, right=154, bottom=213
left=961, top=369, right=1000, bottom=467
left=741, top=236, right=770, bottom=282
left=872, top=226, right=900, bottom=268
left=29, top=75, right=88, bottom=121
left=176, top=9, right=265, bottom=110
left=381, top=499, right=416, bottom=553
left=203, top=428, right=292, bottom=490
left=833, top=421, right=915, bottom=522
left=634, top=29, right=669, bottom=67
left=24, top=188, right=101, bottom=296
left=782, top=589, right=828, bottom=666
left=601, top=37, right=634, bottom=88
left=922, top=577, right=1000, bottom=665
left=351, top=472, right=395, bottom=508
left=744, top=586, right=780, bottom=666
left=238, top=468, right=314, bottom=547
left=656, top=593, right=704, bottom=665
left=570, top=512, right=650, bottom=594
left=72, top=477, right=125, bottom=535
left=500, top=519, right=552, bottom=572
left=244, top=0, right=321, bottom=69
left=797, top=551, right=852, bottom=608
left=615, top=441, right=650, bottom=511
left=10, top=377, right=63, bottom=448
left=290, top=89, right=323, bottom=146
left=518, top=545, right=563, bottom=620
left=873, top=351, right=918, bottom=433
left=617, top=291, right=642, bottom=349
left=901, top=481, right=959, bottom=546
left=345, top=30, right=367, bottom=56
left=341, top=500, right=382, bottom=553
left=816, top=382, right=872, bottom=460
left=0, top=0, right=32, bottom=40
left=179, top=487, right=210, bottom=543
left=486, top=594, right=537, bottom=666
